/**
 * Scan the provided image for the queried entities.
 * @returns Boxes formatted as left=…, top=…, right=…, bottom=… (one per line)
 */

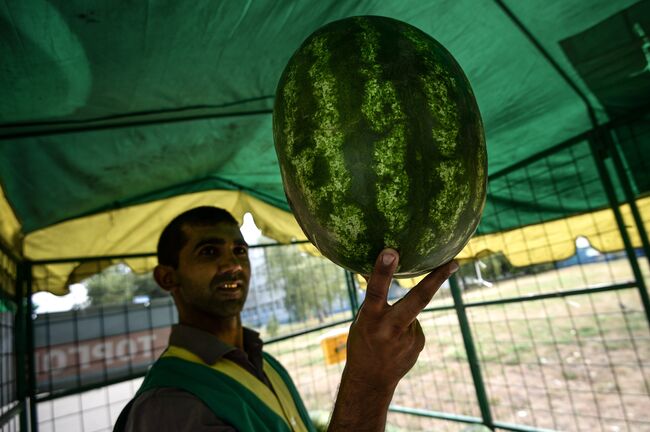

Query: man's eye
left=234, top=246, right=248, bottom=256
left=200, top=246, right=218, bottom=256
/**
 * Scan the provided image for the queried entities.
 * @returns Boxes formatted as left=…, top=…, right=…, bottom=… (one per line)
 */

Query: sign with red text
left=35, top=327, right=170, bottom=393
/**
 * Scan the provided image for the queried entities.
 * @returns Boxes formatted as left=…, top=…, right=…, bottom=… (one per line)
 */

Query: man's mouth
left=215, top=280, right=243, bottom=290
left=212, top=280, right=244, bottom=300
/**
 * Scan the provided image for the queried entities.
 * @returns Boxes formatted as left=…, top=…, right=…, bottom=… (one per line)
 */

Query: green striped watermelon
left=273, top=16, right=487, bottom=277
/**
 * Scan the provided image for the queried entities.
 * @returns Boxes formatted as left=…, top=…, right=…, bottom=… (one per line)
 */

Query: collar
left=168, top=324, right=264, bottom=365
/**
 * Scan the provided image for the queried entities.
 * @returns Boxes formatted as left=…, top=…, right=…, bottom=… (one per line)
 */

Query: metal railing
left=7, top=125, right=650, bottom=431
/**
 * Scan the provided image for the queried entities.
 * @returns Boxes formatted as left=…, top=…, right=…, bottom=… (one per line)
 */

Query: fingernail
left=449, top=261, right=459, bottom=273
left=382, top=251, right=396, bottom=266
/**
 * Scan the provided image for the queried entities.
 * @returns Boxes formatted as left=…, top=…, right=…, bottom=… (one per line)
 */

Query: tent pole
left=26, top=263, right=38, bottom=432
left=14, top=263, right=29, bottom=431
left=0, top=107, right=273, bottom=140
left=344, top=270, right=360, bottom=317
left=605, top=129, right=650, bottom=270
left=449, top=274, right=495, bottom=430
left=589, top=134, right=650, bottom=330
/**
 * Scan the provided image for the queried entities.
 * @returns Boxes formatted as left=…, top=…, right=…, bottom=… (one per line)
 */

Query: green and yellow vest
left=127, top=345, right=316, bottom=432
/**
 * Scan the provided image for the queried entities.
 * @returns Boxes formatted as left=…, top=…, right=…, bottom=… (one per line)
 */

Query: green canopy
left=1, top=0, right=648, bottom=293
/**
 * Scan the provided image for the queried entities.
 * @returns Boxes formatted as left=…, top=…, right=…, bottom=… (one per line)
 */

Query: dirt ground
left=270, top=258, right=650, bottom=432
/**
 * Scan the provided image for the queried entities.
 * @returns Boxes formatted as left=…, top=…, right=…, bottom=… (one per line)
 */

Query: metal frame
left=1, top=1, right=647, bottom=429
left=15, top=264, right=28, bottom=431
left=590, top=131, right=650, bottom=330
left=7, top=132, right=649, bottom=432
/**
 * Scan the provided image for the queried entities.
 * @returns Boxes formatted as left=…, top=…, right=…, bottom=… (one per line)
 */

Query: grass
left=459, top=258, right=649, bottom=305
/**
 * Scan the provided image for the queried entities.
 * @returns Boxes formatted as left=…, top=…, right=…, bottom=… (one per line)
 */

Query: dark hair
left=157, top=206, right=238, bottom=268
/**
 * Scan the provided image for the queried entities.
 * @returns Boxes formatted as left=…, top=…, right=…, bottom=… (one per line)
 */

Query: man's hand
left=328, top=249, right=458, bottom=432
left=346, top=248, right=459, bottom=390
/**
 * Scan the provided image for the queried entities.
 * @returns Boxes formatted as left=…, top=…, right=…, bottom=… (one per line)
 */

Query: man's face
left=173, top=222, right=251, bottom=319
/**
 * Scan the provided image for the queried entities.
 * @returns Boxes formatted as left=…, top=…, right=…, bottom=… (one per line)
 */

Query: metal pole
left=25, top=263, right=38, bottom=432
left=0, top=107, right=274, bottom=140
left=606, top=130, right=650, bottom=269
left=449, top=273, right=494, bottom=430
left=344, top=270, right=360, bottom=317
left=14, top=263, right=28, bottom=431
left=589, top=135, right=650, bottom=330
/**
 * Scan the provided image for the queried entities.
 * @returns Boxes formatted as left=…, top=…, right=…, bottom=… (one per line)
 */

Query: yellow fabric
left=24, top=190, right=306, bottom=261
left=462, top=196, right=650, bottom=265
left=0, top=183, right=22, bottom=254
left=22, top=192, right=650, bottom=295
left=24, top=190, right=307, bottom=294
left=162, top=345, right=308, bottom=432
left=393, top=196, right=650, bottom=289
left=262, top=360, right=310, bottom=432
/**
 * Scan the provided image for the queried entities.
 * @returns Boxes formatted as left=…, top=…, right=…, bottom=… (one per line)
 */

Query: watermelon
left=272, top=16, right=487, bottom=277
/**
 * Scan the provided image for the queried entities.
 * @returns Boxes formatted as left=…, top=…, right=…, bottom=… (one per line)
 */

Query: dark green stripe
left=399, top=23, right=477, bottom=258
left=357, top=17, right=409, bottom=250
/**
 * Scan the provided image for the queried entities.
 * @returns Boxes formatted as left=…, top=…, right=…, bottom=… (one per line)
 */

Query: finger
left=361, top=248, right=399, bottom=315
left=393, top=260, right=459, bottom=327
left=412, top=319, right=425, bottom=353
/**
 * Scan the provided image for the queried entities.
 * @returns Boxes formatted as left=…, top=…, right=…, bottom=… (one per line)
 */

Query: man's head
left=154, top=206, right=251, bottom=324
left=157, top=206, right=239, bottom=268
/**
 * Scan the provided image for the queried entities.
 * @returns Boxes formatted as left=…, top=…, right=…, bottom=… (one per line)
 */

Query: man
left=115, top=206, right=458, bottom=431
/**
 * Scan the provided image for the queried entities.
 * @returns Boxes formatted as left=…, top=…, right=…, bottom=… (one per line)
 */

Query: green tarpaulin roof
left=1, top=0, right=649, bottom=293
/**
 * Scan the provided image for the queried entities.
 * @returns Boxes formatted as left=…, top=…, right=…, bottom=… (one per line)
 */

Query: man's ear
left=154, top=265, right=178, bottom=292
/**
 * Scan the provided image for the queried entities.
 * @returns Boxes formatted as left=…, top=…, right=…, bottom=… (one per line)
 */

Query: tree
left=132, top=272, right=168, bottom=300
left=266, top=313, right=279, bottom=337
left=84, top=264, right=166, bottom=306
left=84, top=264, right=135, bottom=306
left=263, top=244, right=348, bottom=322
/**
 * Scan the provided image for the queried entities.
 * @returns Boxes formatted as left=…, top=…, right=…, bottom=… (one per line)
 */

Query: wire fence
left=28, top=255, right=650, bottom=431
left=29, top=242, right=362, bottom=431
left=12, top=131, right=650, bottom=431
left=0, top=246, right=19, bottom=432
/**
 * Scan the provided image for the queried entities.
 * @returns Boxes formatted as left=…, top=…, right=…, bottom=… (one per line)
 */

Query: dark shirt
left=123, top=324, right=272, bottom=432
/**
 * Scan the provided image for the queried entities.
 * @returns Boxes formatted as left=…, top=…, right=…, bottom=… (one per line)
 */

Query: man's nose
left=219, top=252, right=243, bottom=274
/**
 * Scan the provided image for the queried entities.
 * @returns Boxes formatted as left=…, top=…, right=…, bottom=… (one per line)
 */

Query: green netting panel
left=28, top=240, right=650, bottom=432
left=456, top=131, right=647, bottom=309
left=0, top=247, right=19, bottom=432
left=448, top=133, right=650, bottom=430
left=468, top=289, right=650, bottom=431
left=391, top=310, right=480, bottom=422
left=385, top=411, right=490, bottom=432
left=478, top=140, right=610, bottom=236
left=27, top=244, right=357, bottom=430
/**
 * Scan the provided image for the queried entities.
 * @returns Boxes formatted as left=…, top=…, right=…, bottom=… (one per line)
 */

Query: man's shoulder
left=121, top=388, right=235, bottom=432
left=132, top=386, right=202, bottom=406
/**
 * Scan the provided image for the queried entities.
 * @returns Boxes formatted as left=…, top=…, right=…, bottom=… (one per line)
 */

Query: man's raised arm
left=328, top=248, right=459, bottom=432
